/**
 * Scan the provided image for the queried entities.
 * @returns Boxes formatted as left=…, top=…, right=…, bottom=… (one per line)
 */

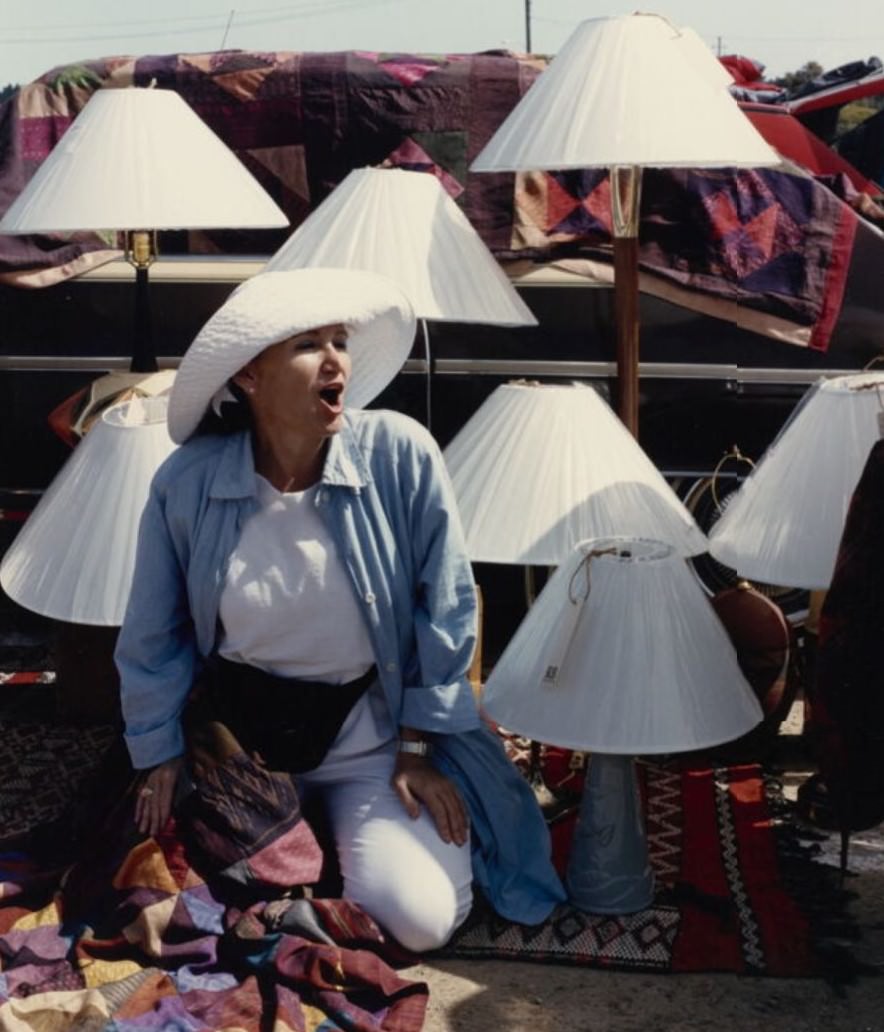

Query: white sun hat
left=167, top=267, right=417, bottom=443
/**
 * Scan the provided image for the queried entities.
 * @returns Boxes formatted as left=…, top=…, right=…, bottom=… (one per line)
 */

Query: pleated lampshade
left=470, top=13, right=777, bottom=172
left=675, top=27, right=735, bottom=89
left=708, top=372, right=884, bottom=589
left=0, top=396, right=176, bottom=625
left=264, top=166, right=536, bottom=326
left=482, top=536, right=763, bottom=754
left=0, top=87, right=288, bottom=232
left=443, top=381, right=707, bottom=563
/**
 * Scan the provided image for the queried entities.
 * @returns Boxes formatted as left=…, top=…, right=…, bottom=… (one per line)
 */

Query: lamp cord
left=542, top=547, right=618, bottom=688
left=567, top=547, right=618, bottom=604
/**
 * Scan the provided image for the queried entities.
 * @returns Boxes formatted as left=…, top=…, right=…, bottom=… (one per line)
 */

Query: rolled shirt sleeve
left=398, top=427, right=480, bottom=734
left=115, top=479, right=198, bottom=769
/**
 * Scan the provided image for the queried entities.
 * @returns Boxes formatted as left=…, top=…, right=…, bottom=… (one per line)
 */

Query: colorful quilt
left=0, top=728, right=428, bottom=1032
left=0, top=49, right=870, bottom=350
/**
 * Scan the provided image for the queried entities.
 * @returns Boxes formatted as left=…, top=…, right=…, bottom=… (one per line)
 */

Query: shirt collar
left=321, top=413, right=371, bottom=489
left=207, top=413, right=370, bottom=500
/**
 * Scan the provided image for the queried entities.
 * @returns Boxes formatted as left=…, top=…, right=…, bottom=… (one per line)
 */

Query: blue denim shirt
left=116, top=408, right=564, bottom=923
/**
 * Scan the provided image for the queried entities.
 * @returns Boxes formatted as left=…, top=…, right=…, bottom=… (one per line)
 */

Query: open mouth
left=319, top=384, right=344, bottom=407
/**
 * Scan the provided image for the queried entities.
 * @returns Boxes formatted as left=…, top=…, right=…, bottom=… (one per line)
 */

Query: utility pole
left=717, top=35, right=723, bottom=57
left=220, top=9, right=236, bottom=50
left=525, top=0, right=532, bottom=53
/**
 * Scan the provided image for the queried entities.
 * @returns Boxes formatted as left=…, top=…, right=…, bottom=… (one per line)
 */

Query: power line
left=1, top=2, right=343, bottom=33
left=0, top=0, right=394, bottom=46
left=725, top=33, right=884, bottom=43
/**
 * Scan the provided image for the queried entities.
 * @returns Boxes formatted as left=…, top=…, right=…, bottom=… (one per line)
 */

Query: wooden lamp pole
left=611, top=164, right=642, bottom=438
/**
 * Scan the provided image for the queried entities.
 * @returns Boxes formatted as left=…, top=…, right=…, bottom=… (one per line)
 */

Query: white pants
left=297, top=686, right=473, bottom=952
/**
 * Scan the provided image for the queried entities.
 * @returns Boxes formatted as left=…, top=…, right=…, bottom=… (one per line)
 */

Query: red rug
left=444, top=759, right=846, bottom=977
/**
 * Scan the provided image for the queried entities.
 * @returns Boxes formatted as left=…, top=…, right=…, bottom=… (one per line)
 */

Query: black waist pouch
left=186, top=657, right=376, bottom=774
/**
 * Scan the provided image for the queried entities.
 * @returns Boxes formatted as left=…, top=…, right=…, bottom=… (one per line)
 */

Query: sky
left=1, top=0, right=883, bottom=88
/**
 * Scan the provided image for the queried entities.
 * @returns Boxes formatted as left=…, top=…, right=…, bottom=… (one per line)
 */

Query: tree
left=774, top=61, right=823, bottom=92
left=0, top=83, right=19, bottom=104
left=835, top=94, right=884, bottom=137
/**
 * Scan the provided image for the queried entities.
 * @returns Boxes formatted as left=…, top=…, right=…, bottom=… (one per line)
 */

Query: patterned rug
left=444, top=759, right=850, bottom=977
left=0, top=703, right=852, bottom=986
left=0, top=716, right=116, bottom=838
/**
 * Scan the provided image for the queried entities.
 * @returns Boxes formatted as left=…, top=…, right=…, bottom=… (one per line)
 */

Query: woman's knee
left=326, top=776, right=474, bottom=950
left=348, top=875, right=472, bottom=952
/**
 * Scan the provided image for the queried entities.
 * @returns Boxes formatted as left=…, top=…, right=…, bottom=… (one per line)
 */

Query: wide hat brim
left=168, top=268, right=417, bottom=443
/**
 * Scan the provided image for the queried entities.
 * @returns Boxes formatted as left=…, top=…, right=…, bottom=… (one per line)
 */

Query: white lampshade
left=0, top=87, right=288, bottom=232
left=471, top=14, right=778, bottom=172
left=443, top=381, right=707, bottom=563
left=264, top=167, right=536, bottom=326
left=708, top=372, right=884, bottom=590
left=482, top=537, right=763, bottom=754
left=675, top=27, right=735, bottom=89
left=0, top=396, right=177, bottom=625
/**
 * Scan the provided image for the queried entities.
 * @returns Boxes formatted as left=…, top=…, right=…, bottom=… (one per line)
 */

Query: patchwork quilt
left=0, top=49, right=869, bottom=349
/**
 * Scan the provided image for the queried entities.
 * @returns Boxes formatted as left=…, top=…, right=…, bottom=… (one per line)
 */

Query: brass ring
left=710, top=445, right=755, bottom=512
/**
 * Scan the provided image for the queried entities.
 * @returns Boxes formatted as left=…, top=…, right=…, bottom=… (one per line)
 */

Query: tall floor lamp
left=710, top=370, right=884, bottom=867
left=0, top=85, right=288, bottom=373
left=470, top=14, right=778, bottom=435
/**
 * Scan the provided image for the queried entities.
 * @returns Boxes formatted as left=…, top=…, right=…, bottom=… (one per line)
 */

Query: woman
left=116, top=268, right=564, bottom=953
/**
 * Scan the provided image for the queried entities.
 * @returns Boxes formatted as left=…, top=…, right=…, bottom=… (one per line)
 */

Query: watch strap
left=397, top=739, right=431, bottom=757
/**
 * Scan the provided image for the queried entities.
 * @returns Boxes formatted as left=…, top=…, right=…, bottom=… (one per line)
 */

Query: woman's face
left=233, top=323, right=352, bottom=439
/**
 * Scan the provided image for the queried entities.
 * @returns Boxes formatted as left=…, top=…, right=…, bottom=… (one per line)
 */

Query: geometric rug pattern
left=445, top=762, right=831, bottom=976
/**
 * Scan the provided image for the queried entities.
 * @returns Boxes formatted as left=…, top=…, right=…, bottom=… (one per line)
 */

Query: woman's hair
left=194, top=380, right=254, bottom=437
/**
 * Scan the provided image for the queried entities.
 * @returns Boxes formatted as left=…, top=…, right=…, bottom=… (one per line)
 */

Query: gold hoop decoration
left=710, top=445, right=755, bottom=513
left=680, top=454, right=807, bottom=619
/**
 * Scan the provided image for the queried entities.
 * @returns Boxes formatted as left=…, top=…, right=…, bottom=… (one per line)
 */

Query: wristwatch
left=398, top=739, right=432, bottom=757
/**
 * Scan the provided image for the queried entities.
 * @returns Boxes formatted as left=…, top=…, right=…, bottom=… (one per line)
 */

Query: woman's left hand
left=392, top=754, right=469, bottom=847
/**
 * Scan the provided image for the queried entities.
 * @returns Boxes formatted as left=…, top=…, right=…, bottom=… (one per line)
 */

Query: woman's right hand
left=135, top=756, right=184, bottom=837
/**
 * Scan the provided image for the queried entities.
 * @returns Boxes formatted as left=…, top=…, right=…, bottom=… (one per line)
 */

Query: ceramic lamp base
left=565, top=753, right=655, bottom=914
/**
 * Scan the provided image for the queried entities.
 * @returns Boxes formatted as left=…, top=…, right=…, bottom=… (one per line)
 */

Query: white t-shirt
left=218, top=474, right=376, bottom=684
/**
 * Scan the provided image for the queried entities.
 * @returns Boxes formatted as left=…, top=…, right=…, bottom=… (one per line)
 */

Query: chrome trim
left=0, top=354, right=857, bottom=384
left=0, top=356, right=179, bottom=372
left=408, top=359, right=853, bottom=385
left=76, top=255, right=602, bottom=288
left=78, top=256, right=267, bottom=284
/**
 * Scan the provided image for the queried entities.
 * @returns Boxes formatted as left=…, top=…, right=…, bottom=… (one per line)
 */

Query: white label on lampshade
left=540, top=593, right=587, bottom=687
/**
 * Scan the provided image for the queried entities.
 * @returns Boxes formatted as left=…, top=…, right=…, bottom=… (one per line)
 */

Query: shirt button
left=386, top=661, right=397, bottom=672
left=364, top=591, right=376, bottom=604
